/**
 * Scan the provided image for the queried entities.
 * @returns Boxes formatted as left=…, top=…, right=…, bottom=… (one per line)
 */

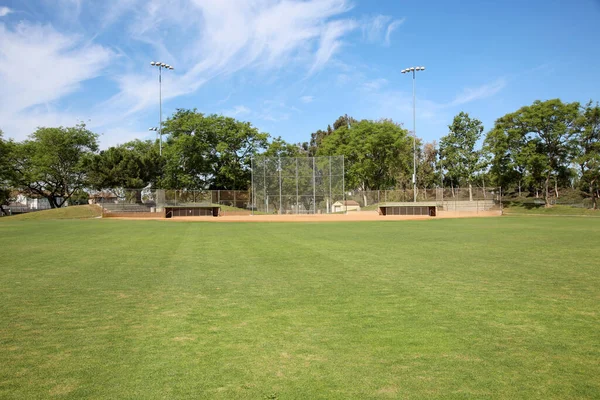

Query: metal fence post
left=263, top=159, right=267, bottom=213
left=329, top=156, right=332, bottom=213
left=296, top=158, right=299, bottom=214
left=342, top=156, right=345, bottom=214
left=251, top=157, right=254, bottom=216
left=312, top=157, right=316, bottom=214
left=278, top=157, right=282, bottom=214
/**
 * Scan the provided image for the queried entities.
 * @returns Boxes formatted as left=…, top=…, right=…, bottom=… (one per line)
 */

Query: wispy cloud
left=223, top=105, right=250, bottom=117
left=257, top=100, right=301, bottom=122
left=0, top=7, right=12, bottom=17
left=0, top=22, right=114, bottom=140
left=362, top=78, right=389, bottom=91
left=448, top=78, right=507, bottom=106
left=216, top=91, right=233, bottom=105
left=111, top=0, right=361, bottom=114
left=362, top=15, right=405, bottom=45
left=308, top=19, right=358, bottom=75
left=0, top=0, right=408, bottom=146
left=385, top=18, right=405, bottom=46
left=359, top=76, right=507, bottom=129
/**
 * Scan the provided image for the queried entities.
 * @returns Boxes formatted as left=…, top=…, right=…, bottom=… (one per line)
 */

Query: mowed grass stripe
left=0, top=218, right=598, bottom=399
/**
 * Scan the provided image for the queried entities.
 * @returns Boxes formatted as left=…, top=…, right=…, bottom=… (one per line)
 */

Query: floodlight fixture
left=150, top=61, right=175, bottom=156
left=400, top=65, right=426, bottom=202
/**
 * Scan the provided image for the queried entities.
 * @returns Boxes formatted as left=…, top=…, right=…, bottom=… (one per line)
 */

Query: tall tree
left=317, top=119, right=412, bottom=194
left=308, top=115, right=357, bottom=156
left=161, top=110, right=269, bottom=190
left=484, top=114, right=526, bottom=194
left=86, top=140, right=162, bottom=190
left=486, top=99, right=579, bottom=206
left=417, top=141, right=440, bottom=190
left=263, top=137, right=307, bottom=158
left=573, top=101, right=600, bottom=208
left=0, top=130, right=14, bottom=215
left=8, top=125, right=98, bottom=208
left=439, top=112, right=484, bottom=201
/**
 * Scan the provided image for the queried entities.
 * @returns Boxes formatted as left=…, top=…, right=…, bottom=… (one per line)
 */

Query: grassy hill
left=1, top=205, right=102, bottom=221
left=502, top=202, right=600, bottom=216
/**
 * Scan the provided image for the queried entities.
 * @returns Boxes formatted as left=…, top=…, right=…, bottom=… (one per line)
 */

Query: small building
left=15, top=193, right=64, bottom=209
left=332, top=200, right=361, bottom=213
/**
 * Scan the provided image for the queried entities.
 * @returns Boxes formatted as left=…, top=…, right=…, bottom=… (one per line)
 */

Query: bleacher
left=101, top=203, right=153, bottom=213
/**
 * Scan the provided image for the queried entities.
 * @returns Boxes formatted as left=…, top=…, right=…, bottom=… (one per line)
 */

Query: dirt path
left=106, top=210, right=501, bottom=222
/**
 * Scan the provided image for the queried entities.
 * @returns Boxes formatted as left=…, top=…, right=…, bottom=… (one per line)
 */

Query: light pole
left=150, top=61, right=174, bottom=156
left=401, top=66, right=425, bottom=202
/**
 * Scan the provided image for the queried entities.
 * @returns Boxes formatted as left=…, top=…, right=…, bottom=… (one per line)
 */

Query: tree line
left=0, top=98, right=598, bottom=212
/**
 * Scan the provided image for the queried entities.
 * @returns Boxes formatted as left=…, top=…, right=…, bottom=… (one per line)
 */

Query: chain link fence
left=93, top=186, right=501, bottom=216
left=93, top=189, right=250, bottom=215
left=251, top=156, right=345, bottom=214
left=347, top=187, right=501, bottom=212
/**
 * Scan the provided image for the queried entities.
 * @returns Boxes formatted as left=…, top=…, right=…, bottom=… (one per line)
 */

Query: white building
left=332, top=200, right=361, bottom=213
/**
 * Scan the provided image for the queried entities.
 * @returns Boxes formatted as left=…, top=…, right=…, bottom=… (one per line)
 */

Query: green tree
left=492, top=99, right=579, bottom=206
left=86, top=140, right=162, bottom=190
left=318, top=119, right=412, bottom=195
left=417, top=141, right=440, bottom=191
left=573, top=101, right=600, bottom=208
left=439, top=112, right=484, bottom=201
left=161, top=110, right=269, bottom=190
left=263, top=137, right=306, bottom=158
left=484, top=114, right=526, bottom=194
left=8, top=125, right=98, bottom=208
left=308, top=115, right=357, bottom=156
left=0, top=130, right=14, bottom=215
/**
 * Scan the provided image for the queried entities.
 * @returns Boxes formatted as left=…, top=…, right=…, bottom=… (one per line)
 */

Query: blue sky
left=1, top=0, right=599, bottom=149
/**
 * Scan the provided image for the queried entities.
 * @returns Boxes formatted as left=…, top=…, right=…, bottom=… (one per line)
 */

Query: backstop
left=251, top=156, right=345, bottom=214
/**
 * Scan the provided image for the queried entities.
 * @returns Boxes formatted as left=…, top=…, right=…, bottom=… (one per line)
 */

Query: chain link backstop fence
left=251, top=156, right=345, bottom=214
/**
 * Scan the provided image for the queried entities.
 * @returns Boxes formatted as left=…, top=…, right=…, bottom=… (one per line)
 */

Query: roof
left=164, top=203, right=221, bottom=208
left=379, top=202, right=438, bottom=207
left=89, top=192, right=118, bottom=198
left=333, top=200, right=360, bottom=206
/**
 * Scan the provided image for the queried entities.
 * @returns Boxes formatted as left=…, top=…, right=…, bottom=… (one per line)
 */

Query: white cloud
left=0, top=1, right=402, bottom=146
left=0, top=7, right=11, bottom=17
left=108, top=0, right=360, bottom=118
left=300, top=95, right=314, bottom=103
left=309, top=19, right=358, bottom=75
left=362, top=78, right=389, bottom=91
left=449, top=79, right=507, bottom=106
left=362, top=15, right=404, bottom=45
left=223, top=105, right=251, bottom=117
left=257, top=100, right=301, bottom=122
left=0, top=22, right=114, bottom=140
left=385, top=18, right=405, bottom=46
left=362, top=15, right=390, bottom=42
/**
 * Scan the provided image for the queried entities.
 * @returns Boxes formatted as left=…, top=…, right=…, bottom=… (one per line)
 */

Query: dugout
left=165, top=204, right=221, bottom=218
left=378, top=202, right=437, bottom=217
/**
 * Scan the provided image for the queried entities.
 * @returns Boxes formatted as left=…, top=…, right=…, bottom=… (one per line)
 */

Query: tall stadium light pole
left=401, top=66, right=425, bottom=202
left=150, top=61, right=174, bottom=156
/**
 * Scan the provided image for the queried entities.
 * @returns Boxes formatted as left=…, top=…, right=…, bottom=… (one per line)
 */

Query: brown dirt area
left=105, top=210, right=501, bottom=222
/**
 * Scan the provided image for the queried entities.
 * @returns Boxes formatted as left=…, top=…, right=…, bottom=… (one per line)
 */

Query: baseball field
left=0, top=215, right=598, bottom=399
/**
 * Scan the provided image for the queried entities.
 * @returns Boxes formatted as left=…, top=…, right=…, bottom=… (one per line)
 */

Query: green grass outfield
left=0, top=217, right=599, bottom=399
